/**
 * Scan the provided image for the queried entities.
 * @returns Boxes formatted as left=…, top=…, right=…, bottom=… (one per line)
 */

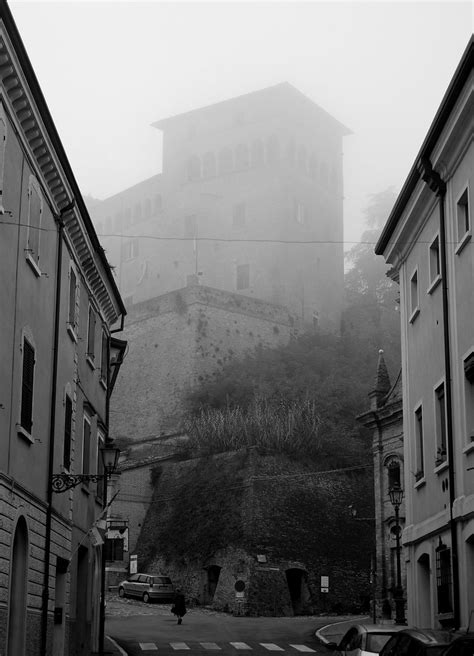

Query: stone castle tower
left=92, top=82, right=349, bottom=331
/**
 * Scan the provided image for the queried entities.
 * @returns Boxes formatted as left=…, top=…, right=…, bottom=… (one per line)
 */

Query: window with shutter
left=63, top=395, right=72, bottom=470
left=100, top=331, right=108, bottom=384
left=20, top=339, right=35, bottom=434
left=82, top=415, right=91, bottom=479
left=68, top=268, right=77, bottom=329
left=87, top=305, right=96, bottom=360
left=27, top=183, right=42, bottom=262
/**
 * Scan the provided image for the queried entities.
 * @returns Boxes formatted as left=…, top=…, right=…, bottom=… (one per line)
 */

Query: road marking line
left=200, top=643, right=222, bottom=650
left=170, top=642, right=190, bottom=650
left=230, top=642, right=252, bottom=650
left=260, top=644, right=285, bottom=651
left=139, top=644, right=158, bottom=651
left=290, top=646, right=316, bottom=652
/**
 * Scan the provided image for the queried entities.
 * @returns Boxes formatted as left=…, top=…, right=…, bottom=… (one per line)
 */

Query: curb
left=105, top=635, right=128, bottom=656
left=315, top=616, right=370, bottom=645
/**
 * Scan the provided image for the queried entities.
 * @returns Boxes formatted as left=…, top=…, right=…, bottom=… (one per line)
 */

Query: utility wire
left=1, top=219, right=471, bottom=247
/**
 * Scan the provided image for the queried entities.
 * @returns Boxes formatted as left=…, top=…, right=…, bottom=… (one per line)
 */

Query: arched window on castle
left=154, top=194, right=162, bottom=214
left=144, top=198, right=151, bottom=219
left=218, top=147, right=233, bottom=175
left=202, top=152, right=216, bottom=179
left=297, top=146, right=307, bottom=173
left=235, top=143, right=250, bottom=170
left=266, top=135, right=280, bottom=163
left=286, top=139, right=296, bottom=166
left=309, top=155, right=318, bottom=181
left=187, top=155, right=201, bottom=182
left=251, top=139, right=264, bottom=167
left=320, top=161, right=329, bottom=187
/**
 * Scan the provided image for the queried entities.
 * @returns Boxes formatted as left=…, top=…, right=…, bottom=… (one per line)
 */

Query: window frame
left=434, top=381, right=448, bottom=469
left=232, top=203, right=246, bottom=229
left=18, top=335, right=36, bottom=442
left=63, top=392, right=73, bottom=471
left=100, top=330, right=108, bottom=388
left=409, top=268, right=420, bottom=323
left=236, top=263, right=250, bottom=291
left=462, top=349, right=474, bottom=453
left=86, top=304, right=96, bottom=366
left=67, top=263, right=79, bottom=341
left=414, top=404, right=425, bottom=485
left=428, top=234, right=442, bottom=294
left=455, top=185, right=471, bottom=254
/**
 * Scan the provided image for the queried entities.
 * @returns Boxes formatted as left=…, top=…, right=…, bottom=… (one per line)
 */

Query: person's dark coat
left=172, top=592, right=187, bottom=618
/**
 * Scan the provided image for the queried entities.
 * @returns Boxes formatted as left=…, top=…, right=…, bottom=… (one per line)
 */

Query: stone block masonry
left=110, top=284, right=295, bottom=441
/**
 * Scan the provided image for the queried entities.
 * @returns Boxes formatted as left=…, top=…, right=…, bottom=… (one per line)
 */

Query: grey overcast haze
left=9, top=0, right=473, bottom=249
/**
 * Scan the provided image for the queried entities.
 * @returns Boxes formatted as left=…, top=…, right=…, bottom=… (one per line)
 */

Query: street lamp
left=388, top=484, right=406, bottom=625
left=51, top=444, right=120, bottom=492
left=51, top=443, right=120, bottom=654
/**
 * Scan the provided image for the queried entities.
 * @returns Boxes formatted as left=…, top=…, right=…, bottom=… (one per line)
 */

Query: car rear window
left=151, top=576, right=172, bottom=584
left=366, top=634, right=395, bottom=653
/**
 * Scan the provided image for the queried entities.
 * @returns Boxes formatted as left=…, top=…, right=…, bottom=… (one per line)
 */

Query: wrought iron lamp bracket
left=51, top=473, right=104, bottom=493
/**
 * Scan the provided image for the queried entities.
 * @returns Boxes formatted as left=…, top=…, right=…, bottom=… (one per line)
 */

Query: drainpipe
left=418, top=158, right=460, bottom=629
left=40, top=199, right=75, bottom=656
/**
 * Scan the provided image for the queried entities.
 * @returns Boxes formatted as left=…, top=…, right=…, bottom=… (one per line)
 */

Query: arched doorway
left=7, top=516, right=28, bottom=656
left=416, top=552, right=431, bottom=627
left=285, top=568, right=306, bottom=615
left=203, top=565, right=221, bottom=604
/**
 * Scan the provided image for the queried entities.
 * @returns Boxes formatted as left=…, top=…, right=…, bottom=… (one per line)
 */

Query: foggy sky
left=9, top=0, right=473, bottom=249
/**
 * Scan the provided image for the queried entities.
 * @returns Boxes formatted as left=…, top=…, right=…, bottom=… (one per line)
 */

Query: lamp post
left=388, top=484, right=406, bottom=625
left=52, top=443, right=120, bottom=654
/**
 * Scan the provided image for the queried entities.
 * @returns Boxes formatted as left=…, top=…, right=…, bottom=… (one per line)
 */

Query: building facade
left=0, top=4, right=126, bottom=655
left=91, top=83, right=349, bottom=331
left=376, top=37, right=473, bottom=629
left=358, top=350, right=406, bottom=622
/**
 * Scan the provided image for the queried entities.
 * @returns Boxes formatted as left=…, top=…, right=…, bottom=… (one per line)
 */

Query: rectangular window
left=96, top=430, right=105, bottom=500
left=122, top=238, right=138, bottom=260
left=87, top=305, right=96, bottom=360
left=105, top=538, right=124, bottom=562
left=236, top=264, right=250, bottom=290
left=20, top=338, right=35, bottom=435
left=435, top=383, right=447, bottom=463
left=100, top=331, right=108, bottom=383
left=68, top=267, right=77, bottom=330
left=457, top=188, right=470, bottom=241
left=415, top=406, right=424, bottom=480
left=436, top=544, right=452, bottom=614
left=410, top=270, right=419, bottom=319
left=294, top=199, right=306, bottom=225
left=82, top=414, right=91, bottom=479
left=232, top=203, right=246, bottom=229
left=429, top=236, right=440, bottom=284
left=464, top=354, right=474, bottom=443
left=184, top=214, right=197, bottom=238
left=63, top=395, right=72, bottom=470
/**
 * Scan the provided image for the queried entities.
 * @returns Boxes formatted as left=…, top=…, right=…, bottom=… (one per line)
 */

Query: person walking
left=172, top=589, right=187, bottom=625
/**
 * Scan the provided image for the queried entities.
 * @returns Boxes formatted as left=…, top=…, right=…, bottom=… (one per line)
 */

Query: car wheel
left=118, top=587, right=125, bottom=598
left=143, top=592, right=150, bottom=603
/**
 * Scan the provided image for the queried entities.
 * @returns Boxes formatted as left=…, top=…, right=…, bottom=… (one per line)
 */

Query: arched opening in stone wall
left=7, top=516, right=28, bottom=656
left=285, top=567, right=306, bottom=614
left=416, top=552, right=431, bottom=627
left=203, top=565, right=221, bottom=604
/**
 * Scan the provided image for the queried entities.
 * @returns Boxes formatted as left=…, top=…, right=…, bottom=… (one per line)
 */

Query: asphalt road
left=105, top=596, right=355, bottom=656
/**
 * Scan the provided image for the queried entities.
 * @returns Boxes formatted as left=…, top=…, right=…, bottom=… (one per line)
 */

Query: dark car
left=326, top=624, right=407, bottom=656
left=118, top=573, right=174, bottom=603
left=441, top=634, right=474, bottom=656
left=379, top=628, right=458, bottom=656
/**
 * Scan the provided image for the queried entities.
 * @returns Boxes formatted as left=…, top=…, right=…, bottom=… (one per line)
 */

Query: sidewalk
left=102, top=635, right=127, bottom=656
left=315, top=616, right=370, bottom=645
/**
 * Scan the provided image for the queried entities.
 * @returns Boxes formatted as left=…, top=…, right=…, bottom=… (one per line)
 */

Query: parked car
left=379, top=629, right=458, bottom=656
left=326, top=624, right=407, bottom=656
left=441, top=634, right=474, bottom=656
left=118, top=573, right=174, bottom=603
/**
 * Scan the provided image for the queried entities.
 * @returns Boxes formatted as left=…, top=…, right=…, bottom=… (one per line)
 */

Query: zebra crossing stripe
left=170, top=642, right=190, bottom=650
left=290, top=646, right=316, bottom=652
left=139, top=644, right=157, bottom=651
left=200, top=643, right=222, bottom=650
left=260, top=644, right=284, bottom=651
left=230, top=642, right=252, bottom=650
